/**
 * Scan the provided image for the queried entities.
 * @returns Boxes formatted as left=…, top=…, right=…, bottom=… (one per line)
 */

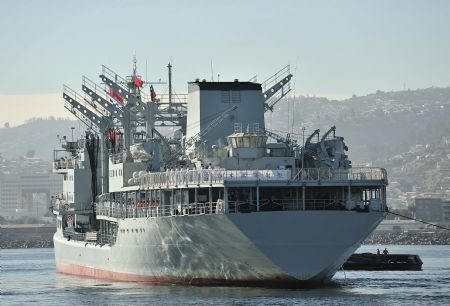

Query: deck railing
left=292, top=167, right=387, bottom=181
left=51, top=196, right=70, bottom=212
left=139, top=167, right=387, bottom=188
left=62, top=228, right=117, bottom=245
left=63, top=229, right=86, bottom=241
left=95, top=196, right=384, bottom=219
left=140, top=169, right=293, bottom=188
left=227, top=198, right=345, bottom=213
left=96, top=201, right=222, bottom=218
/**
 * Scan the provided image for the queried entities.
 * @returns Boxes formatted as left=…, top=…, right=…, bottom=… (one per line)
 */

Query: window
left=231, top=91, right=241, bottom=103
left=221, top=91, right=241, bottom=103
left=221, top=91, right=230, bottom=103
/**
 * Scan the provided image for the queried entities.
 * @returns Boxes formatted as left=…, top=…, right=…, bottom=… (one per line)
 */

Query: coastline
left=1, top=224, right=449, bottom=249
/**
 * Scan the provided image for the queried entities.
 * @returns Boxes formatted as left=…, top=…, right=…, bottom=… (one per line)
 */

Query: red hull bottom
left=56, top=263, right=319, bottom=288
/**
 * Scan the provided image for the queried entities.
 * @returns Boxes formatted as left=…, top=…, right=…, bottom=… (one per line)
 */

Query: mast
left=132, top=55, right=139, bottom=96
left=168, top=62, right=172, bottom=111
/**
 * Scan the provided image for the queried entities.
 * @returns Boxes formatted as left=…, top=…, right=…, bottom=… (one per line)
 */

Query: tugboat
left=51, top=60, right=388, bottom=287
left=343, top=252, right=423, bottom=271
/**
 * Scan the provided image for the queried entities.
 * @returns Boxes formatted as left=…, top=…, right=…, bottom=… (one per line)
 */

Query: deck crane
left=81, top=76, right=126, bottom=125
left=62, top=85, right=111, bottom=194
left=164, top=105, right=238, bottom=164
left=99, top=66, right=150, bottom=153
left=100, top=64, right=187, bottom=128
left=262, top=65, right=293, bottom=112
left=264, top=128, right=297, bottom=147
left=62, top=86, right=111, bottom=132
left=81, top=76, right=131, bottom=155
left=303, top=129, right=320, bottom=158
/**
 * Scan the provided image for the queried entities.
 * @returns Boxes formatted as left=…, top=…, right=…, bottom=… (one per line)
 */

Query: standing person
left=376, top=248, right=381, bottom=256
left=383, top=248, right=389, bottom=255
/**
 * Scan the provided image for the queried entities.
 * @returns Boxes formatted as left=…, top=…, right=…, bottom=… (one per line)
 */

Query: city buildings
left=0, top=155, right=62, bottom=221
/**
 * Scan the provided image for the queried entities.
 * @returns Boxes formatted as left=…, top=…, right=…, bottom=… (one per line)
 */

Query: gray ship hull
left=54, top=210, right=384, bottom=286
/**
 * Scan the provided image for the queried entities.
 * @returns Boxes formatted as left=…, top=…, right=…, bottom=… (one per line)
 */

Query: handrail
left=292, top=167, right=387, bottom=182
left=101, top=65, right=128, bottom=88
left=95, top=201, right=223, bottom=219
left=95, top=196, right=384, bottom=219
left=139, top=167, right=387, bottom=189
left=261, top=65, right=290, bottom=92
left=157, top=93, right=188, bottom=104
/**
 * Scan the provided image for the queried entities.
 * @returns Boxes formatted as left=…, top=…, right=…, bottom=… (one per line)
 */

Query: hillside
left=0, top=118, right=79, bottom=160
left=1, top=87, right=450, bottom=165
left=269, top=87, right=450, bottom=164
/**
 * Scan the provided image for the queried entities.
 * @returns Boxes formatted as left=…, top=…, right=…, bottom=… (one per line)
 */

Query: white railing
left=227, top=198, right=343, bottom=213
left=292, top=167, right=387, bottom=182
left=51, top=196, right=69, bottom=212
left=140, top=169, right=291, bottom=188
left=96, top=197, right=378, bottom=219
left=156, top=93, right=188, bottom=104
left=140, top=167, right=387, bottom=189
left=53, top=158, right=75, bottom=170
left=96, top=201, right=223, bottom=219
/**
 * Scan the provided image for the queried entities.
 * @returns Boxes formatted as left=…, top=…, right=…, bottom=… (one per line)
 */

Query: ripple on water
left=0, top=246, right=450, bottom=305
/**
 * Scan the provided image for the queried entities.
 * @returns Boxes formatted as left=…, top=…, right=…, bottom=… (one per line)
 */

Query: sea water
left=1, top=245, right=449, bottom=305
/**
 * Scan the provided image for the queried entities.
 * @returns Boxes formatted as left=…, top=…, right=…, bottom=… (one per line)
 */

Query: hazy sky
left=1, top=0, right=450, bottom=126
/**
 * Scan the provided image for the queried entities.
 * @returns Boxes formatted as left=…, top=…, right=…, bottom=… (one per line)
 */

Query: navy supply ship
left=51, top=61, right=387, bottom=287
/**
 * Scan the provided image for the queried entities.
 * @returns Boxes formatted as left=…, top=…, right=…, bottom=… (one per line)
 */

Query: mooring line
left=387, top=211, right=450, bottom=231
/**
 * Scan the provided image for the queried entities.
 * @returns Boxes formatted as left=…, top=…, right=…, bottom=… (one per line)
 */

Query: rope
left=387, top=211, right=450, bottom=231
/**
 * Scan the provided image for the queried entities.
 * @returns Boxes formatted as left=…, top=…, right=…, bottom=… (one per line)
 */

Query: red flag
left=107, top=128, right=119, bottom=145
left=109, top=86, right=124, bottom=105
left=134, top=75, right=144, bottom=88
left=150, top=85, right=157, bottom=102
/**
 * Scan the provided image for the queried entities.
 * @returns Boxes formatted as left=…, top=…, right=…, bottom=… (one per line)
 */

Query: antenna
left=168, top=62, right=172, bottom=110
left=71, top=127, right=75, bottom=142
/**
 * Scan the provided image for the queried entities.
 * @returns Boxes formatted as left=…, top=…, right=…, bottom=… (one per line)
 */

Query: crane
left=264, top=128, right=297, bottom=147
left=164, top=105, right=238, bottom=164
left=262, top=65, right=293, bottom=112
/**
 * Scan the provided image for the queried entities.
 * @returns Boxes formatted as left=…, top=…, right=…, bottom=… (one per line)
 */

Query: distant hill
left=0, top=118, right=79, bottom=160
left=268, top=87, right=450, bottom=164
left=1, top=87, right=450, bottom=163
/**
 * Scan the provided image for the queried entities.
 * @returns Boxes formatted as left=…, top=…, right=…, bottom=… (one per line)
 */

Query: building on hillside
left=0, top=156, right=63, bottom=221
left=414, top=197, right=450, bottom=227
left=0, top=173, right=62, bottom=221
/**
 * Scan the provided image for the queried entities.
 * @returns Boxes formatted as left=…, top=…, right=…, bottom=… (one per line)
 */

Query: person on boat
left=383, top=248, right=389, bottom=255
left=376, top=248, right=381, bottom=255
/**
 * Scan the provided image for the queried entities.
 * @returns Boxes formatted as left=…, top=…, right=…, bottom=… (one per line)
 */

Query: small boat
left=343, top=253, right=423, bottom=271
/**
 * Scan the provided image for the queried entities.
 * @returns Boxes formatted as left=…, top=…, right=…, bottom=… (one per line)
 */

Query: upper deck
left=139, top=167, right=387, bottom=189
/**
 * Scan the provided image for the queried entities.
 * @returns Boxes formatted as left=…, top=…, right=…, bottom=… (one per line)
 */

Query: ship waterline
left=54, top=211, right=385, bottom=286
